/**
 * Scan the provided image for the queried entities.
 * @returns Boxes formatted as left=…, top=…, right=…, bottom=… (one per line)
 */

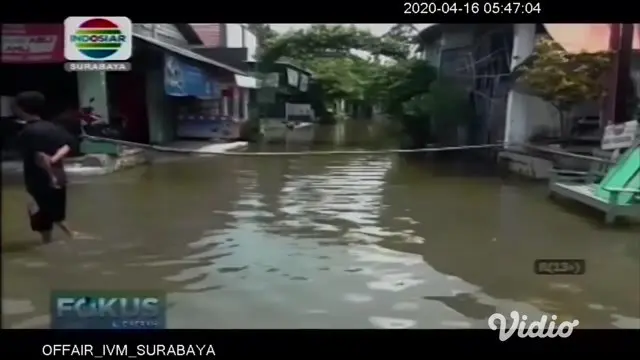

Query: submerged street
left=2, top=133, right=639, bottom=329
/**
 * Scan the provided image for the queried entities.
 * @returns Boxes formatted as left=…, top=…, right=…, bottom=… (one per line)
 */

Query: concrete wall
left=190, top=23, right=257, bottom=62
left=243, top=26, right=257, bottom=61
left=423, top=41, right=441, bottom=67
left=225, top=24, right=257, bottom=61
left=133, top=24, right=189, bottom=47
left=225, top=24, right=243, bottom=48
left=145, top=66, right=174, bottom=144
left=76, top=71, right=109, bottom=121
left=504, top=24, right=561, bottom=146
left=422, top=30, right=473, bottom=68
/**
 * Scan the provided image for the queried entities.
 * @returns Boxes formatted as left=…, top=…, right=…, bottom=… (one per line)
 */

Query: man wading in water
left=14, top=91, right=78, bottom=243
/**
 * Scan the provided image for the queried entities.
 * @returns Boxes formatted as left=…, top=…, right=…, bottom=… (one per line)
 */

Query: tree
left=257, top=24, right=440, bottom=145
left=258, top=25, right=412, bottom=113
left=246, top=24, right=278, bottom=55
left=259, top=25, right=409, bottom=65
left=382, top=24, right=421, bottom=58
left=516, top=37, right=611, bottom=137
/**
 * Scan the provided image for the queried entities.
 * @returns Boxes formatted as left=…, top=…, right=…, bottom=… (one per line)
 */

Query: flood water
left=2, top=124, right=639, bottom=329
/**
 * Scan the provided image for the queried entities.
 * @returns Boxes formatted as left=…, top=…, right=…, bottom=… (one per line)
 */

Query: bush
left=238, top=118, right=263, bottom=142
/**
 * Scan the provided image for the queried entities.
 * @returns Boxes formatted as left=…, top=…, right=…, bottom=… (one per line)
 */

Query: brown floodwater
left=2, top=125, right=639, bottom=329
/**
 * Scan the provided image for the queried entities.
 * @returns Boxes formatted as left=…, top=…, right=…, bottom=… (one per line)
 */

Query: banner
left=601, top=120, right=638, bottom=150
left=286, top=103, right=314, bottom=122
left=164, top=54, right=219, bottom=100
left=1, top=24, right=64, bottom=63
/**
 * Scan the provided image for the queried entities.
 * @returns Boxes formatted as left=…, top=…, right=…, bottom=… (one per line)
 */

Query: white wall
left=77, top=71, right=109, bottom=122
left=505, top=24, right=561, bottom=146
left=225, top=24, right=243, bottom=48
left=243, top=26, right=257, bottom=61
left=223, top=24, right=257, bottom=61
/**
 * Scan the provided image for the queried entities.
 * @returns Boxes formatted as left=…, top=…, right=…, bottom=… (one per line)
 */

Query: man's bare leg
left=54, top=222, right=75, bottom=239
left=55, top=222, right=96, bottom=240
left=39, top=231, right=53, bottom=244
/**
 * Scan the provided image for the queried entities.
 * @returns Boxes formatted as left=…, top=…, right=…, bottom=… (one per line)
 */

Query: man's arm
left=49, top=144, right=71, bottom=164
left=49, top=126, right=77, bottom=164
left=35, top=152, right=58, bottom=182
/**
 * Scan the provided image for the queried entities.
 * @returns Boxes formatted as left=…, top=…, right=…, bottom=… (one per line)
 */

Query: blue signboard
left=164, top=54, right=219, bottom=100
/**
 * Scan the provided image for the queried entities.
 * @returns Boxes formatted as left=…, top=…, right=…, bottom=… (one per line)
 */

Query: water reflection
left=2, top=143, right=639, bottom=329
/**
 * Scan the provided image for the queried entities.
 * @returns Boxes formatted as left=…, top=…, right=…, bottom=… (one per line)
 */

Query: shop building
left=1, top=23, right=254, bottom=158
left=190, top=23, right=261, bottom=137
left=1, top=24, right=79, bottom=156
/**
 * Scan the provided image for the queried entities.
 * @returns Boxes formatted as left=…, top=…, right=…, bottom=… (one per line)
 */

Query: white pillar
left=232, top=87, right=240, bottom=118
left=243, top=88, right=249, bottom=120
left=76, top=71, right=110, bottom=122
left=504, top=24, right=536, bottom=148
left=222, top=93, right=229, bottom=116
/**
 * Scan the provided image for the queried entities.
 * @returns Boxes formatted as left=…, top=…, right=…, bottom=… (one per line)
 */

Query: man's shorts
left=27, top=185, right=67, bottom=232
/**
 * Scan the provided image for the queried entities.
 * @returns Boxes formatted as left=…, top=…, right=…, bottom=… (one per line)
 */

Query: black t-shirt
left=18, top=120, right=77, bottom=189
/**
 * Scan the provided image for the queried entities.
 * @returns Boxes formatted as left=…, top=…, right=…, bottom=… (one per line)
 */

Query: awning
left=133, top=33, right=245, bottom=75
left=234, top=74, right=259, bottom=89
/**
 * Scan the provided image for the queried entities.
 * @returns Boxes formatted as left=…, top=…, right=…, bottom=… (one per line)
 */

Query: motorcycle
left=55, top=97, right=124, bottom=140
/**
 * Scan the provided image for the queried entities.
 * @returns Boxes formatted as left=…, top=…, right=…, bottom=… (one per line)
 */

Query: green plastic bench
left=548, top=140, right=640, bottom=224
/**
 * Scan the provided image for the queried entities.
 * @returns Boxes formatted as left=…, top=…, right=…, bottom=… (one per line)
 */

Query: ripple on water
left=3, top=299, right=35, bottom=315
left=4, top=145, right=637, bottom=329
left=391, top=302, right=420, bottom=311
left=343, top=293, right=374, bottom=303
left=369, top=316, right=417, bottom=329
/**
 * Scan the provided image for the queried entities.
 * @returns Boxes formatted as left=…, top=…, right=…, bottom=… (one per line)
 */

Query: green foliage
left=238, top=118, right=262, bottom=142
left=257, top=24, right=461, bottom=147
left=302, top=57, right=368, bottom=102
left=424, top=80, right=474, bottom=127
left=260, top=25, right=409, bottom=65
left=246, top=24, right=278, bottom=56
left=258, top=24, right=423, bottom=111
left=517, top=37, right=611, bottom=112
left=383, top=60, right=438, bottom=116
left=382, top=24, right=421, bottom=58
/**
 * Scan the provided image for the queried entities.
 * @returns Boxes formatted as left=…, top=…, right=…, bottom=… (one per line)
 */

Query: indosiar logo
left=64, top=17, right=132, bottom=61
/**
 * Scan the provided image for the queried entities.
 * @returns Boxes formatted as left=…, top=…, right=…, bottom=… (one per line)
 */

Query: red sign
left=1, top=24, right=64, bottom=63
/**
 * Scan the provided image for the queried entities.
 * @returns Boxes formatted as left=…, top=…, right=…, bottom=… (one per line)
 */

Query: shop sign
left=164, top=54, right=220, bottom=100
left=1, top=24, right=65, bottom=63
left=602, top=120, right=638, bottom=150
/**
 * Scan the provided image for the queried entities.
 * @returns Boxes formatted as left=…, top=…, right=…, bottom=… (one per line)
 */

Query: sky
left=269, top=24, right=433, bottom=36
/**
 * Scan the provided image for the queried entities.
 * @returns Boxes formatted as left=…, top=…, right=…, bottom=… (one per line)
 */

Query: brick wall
left=191, top=24, right=223, bottom=47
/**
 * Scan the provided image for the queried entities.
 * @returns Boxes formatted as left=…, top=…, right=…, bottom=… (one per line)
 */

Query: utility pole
left=604, top=23, right=635, bottom=126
